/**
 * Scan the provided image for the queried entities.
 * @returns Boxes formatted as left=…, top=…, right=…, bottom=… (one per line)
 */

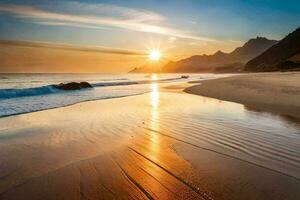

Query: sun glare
left=149, top=50, right=161, bottom=61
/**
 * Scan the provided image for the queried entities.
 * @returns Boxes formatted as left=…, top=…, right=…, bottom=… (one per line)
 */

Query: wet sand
left=185, top=72, right=300, bottom=118
left=0, top=82, right=300, bottom=200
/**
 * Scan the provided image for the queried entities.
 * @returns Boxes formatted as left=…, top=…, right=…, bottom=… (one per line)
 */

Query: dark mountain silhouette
left=162, top=37, right=277, bottom=73
left=130, top=37, right=277, bottom=73
left=245, top=27, right=300, bottom=71
left=128, top=62, right=163, bottom=73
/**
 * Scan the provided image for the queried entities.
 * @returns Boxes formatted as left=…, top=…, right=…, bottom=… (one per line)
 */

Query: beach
left=0, top=73, right=300, bottom=200
left=185, top=72, right=300, bottom=118
left=1, top=0, right=299, bottom=199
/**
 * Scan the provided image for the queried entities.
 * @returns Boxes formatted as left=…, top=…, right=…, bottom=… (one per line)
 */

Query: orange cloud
left=0, top=40, right=145, bottom=55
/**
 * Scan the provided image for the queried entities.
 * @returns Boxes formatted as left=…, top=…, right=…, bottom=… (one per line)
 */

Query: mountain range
left=130, top=37, right=278, bottom=73
left=130, top=27, right=300, bottom=73
left=162, top=37, right=278, bottom=73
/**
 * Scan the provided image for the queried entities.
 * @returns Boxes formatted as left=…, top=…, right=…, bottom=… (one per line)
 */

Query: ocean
left=0, top=73, right=229, bottom=117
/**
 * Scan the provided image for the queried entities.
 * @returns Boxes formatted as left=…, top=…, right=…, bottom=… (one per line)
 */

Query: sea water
left=0, top=73, right=229, bottom=117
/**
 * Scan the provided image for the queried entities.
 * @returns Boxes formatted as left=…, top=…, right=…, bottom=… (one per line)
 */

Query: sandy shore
left=0, top=81, right=300, bottom=200
left=185, top=72, right=300, bottom=118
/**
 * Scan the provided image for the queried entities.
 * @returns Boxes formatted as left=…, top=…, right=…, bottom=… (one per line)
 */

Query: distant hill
left=130, top=37, right=277, bottom=73
left=129, top=62, right=163, bottom=73
left=245, top=27, right=300, bottom=71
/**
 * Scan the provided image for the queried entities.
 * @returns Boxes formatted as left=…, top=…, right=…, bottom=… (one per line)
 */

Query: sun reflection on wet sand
left=143, top=74, right=166, bottom=185
left=148, top=74, right=160, bottom=155
left=150, top=83, right=159, bottom=108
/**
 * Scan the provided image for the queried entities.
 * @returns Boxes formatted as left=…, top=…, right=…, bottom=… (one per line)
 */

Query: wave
left=0, top=82, right=139, bottom=99
left=92, top=77, right=181, bottom=87
left=0, top=85, right=60, bottom=99
left=92, top=81, right=139, bottom=87
left=0, top=77, right=182, bottom=99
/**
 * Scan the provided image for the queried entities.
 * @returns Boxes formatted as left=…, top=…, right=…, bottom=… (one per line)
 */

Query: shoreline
left=0, top=75, right=300, bottom=199
left=184, top=72, right=300, bottom=119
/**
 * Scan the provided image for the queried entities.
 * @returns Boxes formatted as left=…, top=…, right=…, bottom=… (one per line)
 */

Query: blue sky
left=0, top=0, right=299, bottom=56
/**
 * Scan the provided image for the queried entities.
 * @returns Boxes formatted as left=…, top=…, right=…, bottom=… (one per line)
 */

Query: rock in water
left=181, top=75, right=189, bottom=79
left=53, top=82, right=92, bottom=90
left=79, top=82, right=93, bottom=88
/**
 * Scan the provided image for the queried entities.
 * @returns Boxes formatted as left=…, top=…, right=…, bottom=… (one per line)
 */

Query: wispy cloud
left=0, top=40, right=145, bottom=55
left=32, top=21, right=110, bottom=30
left=0, top=2, right=214, bottom=41
left=59, top=1, right=165, bottom=23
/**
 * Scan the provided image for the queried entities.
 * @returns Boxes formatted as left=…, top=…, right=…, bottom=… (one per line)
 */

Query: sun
left=149, top=50, right=161, bottom=61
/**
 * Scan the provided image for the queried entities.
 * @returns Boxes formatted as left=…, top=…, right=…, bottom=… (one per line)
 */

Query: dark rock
left=79, top=82, right=93, bottom=88
left=53, top=82, right=92, bottom=90
left=278, top=61, right=300, bottom=71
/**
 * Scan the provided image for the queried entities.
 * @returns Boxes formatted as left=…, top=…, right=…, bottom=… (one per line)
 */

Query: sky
left=0, top=0, right=299, bottom=73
